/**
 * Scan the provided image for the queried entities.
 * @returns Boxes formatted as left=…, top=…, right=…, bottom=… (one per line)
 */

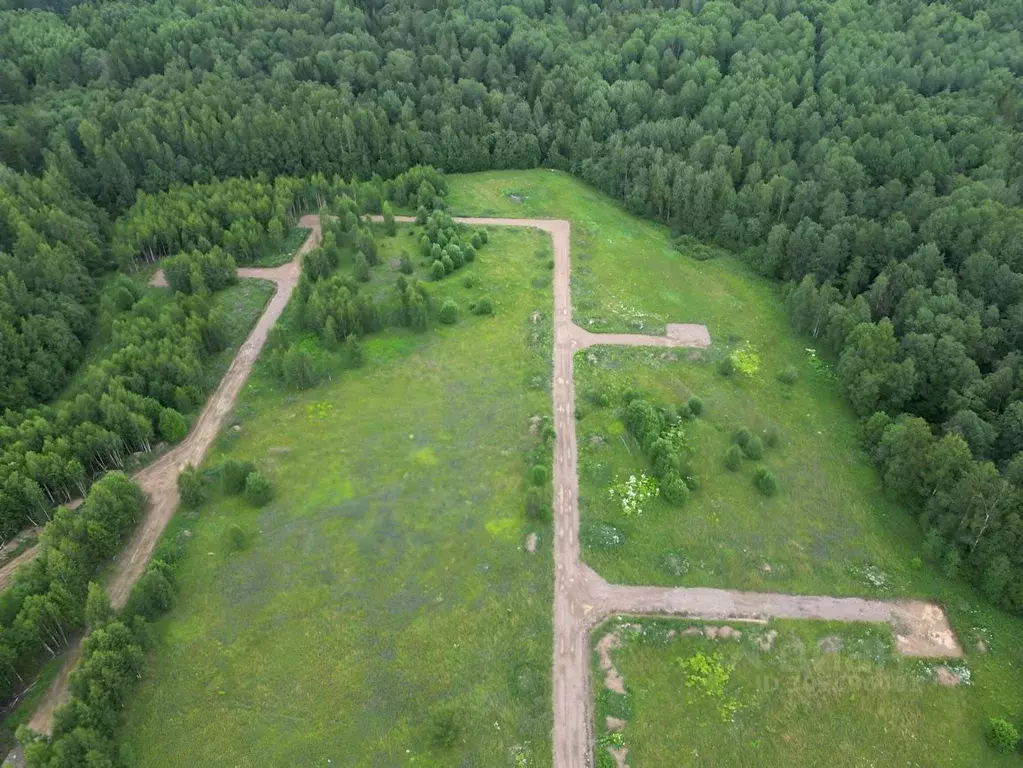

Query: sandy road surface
left=22, top=216, right=321, bottom=737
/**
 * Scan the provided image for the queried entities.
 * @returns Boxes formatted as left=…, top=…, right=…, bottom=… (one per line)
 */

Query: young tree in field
left=382, top=202, right=396, bottom=236
left=178, top=464, right=206, bottom=509
left=244, top=471, right=273, bottom=507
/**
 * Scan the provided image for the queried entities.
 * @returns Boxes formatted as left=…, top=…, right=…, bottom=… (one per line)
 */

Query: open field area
left=117, top=224, right=556, bottom=766
left=593, top=616, right=1018, bottom=768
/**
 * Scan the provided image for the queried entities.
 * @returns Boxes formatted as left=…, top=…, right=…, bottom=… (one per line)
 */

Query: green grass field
left=593, top=617, right=1017, bottom=767
left=448, top=170, right=1023, bottom=767
left=118, top=224, right=555, bottom=766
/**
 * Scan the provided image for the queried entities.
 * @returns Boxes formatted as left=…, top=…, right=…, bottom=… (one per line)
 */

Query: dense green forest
left=1, top=0, right=1021, bottom=611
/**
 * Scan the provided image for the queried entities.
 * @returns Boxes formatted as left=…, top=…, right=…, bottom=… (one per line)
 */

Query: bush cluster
left=419, top=212, right=487, bottom=282
left=622, top=395, right=701, bottom=508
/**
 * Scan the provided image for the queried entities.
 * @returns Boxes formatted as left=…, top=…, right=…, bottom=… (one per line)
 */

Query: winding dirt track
left=23, top=215, right=321, bottom=736
left=16, top=213, right=961, bottom=767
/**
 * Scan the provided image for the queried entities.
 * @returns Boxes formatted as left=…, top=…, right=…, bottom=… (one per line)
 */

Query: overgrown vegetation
left=20, top=510, right=189, bottom=768
left=0, top=473, right=145, bottom=711
left=594, top=617, right=1023, bottom=766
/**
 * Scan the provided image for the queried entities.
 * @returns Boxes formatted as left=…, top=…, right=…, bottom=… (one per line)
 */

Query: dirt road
left=23, top=216, right=321, bottom=736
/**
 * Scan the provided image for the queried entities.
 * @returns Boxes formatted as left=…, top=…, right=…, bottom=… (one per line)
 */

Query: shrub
left=622, top=388, right=641, bottom=404
left=470, top=232, right=483, bottom=249
left=733, top=427, right=753, bottom=448
left=754, top=467, right=778, bottom=496
left=446, top=245, right=464, bottom=268
left=280, top=344, right=316, bottom=389
left=462, top=244, right=476, bottom=262
left=730, top=343, right=761, bottom=377
left=580, top=521, right=625, bottom=550
left=661, top=471, right=690, bottom=506
left=943, top=548, right=962, bottom=578
left=463, top=274, right=477, bottom=288
left=624, top=399, right=662, bottom=449
left=778, top=366, right=799, bottom=385
left=178, top=464, right=207, bottom=509
left=687, top=396, right=704, bottom=416
left=477, top=228, right=489, bottom=244
left=718, top=356, right=735, bottom=377
left=725, top=445, right=743, bottom=471
left=125, top=560, right=175, bottom=620
left=585, top=390, right=610, bottom=408
left=221, top=458, right=255, bottom=494
left=742, top=435, right=764, bottom=460
left=429, top=705, right=462, bottom=748
left=399, top=252, right=414, bottom=275
left=764, top=425, right=782, bottom=447
left=986, top=718, right=1019, bottom=753
left=441, top=255, right=454, bottom=274
left=660, top=550, right=690, bottom=578
left=525, top=487, right=551, bottom=521
left=438, top=298, right=459, bottom=324
left=431, top=260, right=445, bottom=280
left=225, top=523, right=248, bottom=553
left=530, top=465, right=549, bottom=486
left=245, top=471, right=273, bottom=506
left=158, top=408, right=188, bottom=443
left=345, top=334, right=364, bottom=367
left=471, top=295, right=494, bottom=315
left=677, top=402, right=694, bottom=421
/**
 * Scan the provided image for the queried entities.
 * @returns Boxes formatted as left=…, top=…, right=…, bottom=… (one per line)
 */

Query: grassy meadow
left=117, top=223, right=556, bottom=766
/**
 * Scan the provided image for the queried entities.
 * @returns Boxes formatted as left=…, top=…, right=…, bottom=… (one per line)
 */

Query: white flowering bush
left=608, top=472, right=658, bottom=516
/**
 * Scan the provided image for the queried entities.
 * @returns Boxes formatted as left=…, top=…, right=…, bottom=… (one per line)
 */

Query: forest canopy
left=1, top=0, right=1022, bottom=608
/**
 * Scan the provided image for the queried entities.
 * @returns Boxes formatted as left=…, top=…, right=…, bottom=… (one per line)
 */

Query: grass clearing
left=593, top=616, right=1018, bottom=767
left=118, top=224, right=555, bottom=766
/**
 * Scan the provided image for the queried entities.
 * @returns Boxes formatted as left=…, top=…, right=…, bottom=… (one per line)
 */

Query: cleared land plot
left=574, top=345, right=932, bottom=599
left=593, top=617, right=1017, bottom=767
left=448, top=169, right=1023, bottom=766
left=118, top=225, right=555, bottom=766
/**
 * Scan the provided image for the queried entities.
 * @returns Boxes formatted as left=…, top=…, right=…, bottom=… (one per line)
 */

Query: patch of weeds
left=428, top=703, right=463, bottom=749
left=850, top=563, right=890, bottom=590
left=660, top=550, right=691, bottom=578
left=581, top=521, right=625, bottom=550
left=805, top=348, right=836, bottom=382
left=597, top=687, right=633, bottom=721
left=598, top=730, right=625, bottom=748
left=777, top=366, right=799, bottom=385
left=607, top=473, right=658, bottom=517
left=677, top=651, right=743, bottom=723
